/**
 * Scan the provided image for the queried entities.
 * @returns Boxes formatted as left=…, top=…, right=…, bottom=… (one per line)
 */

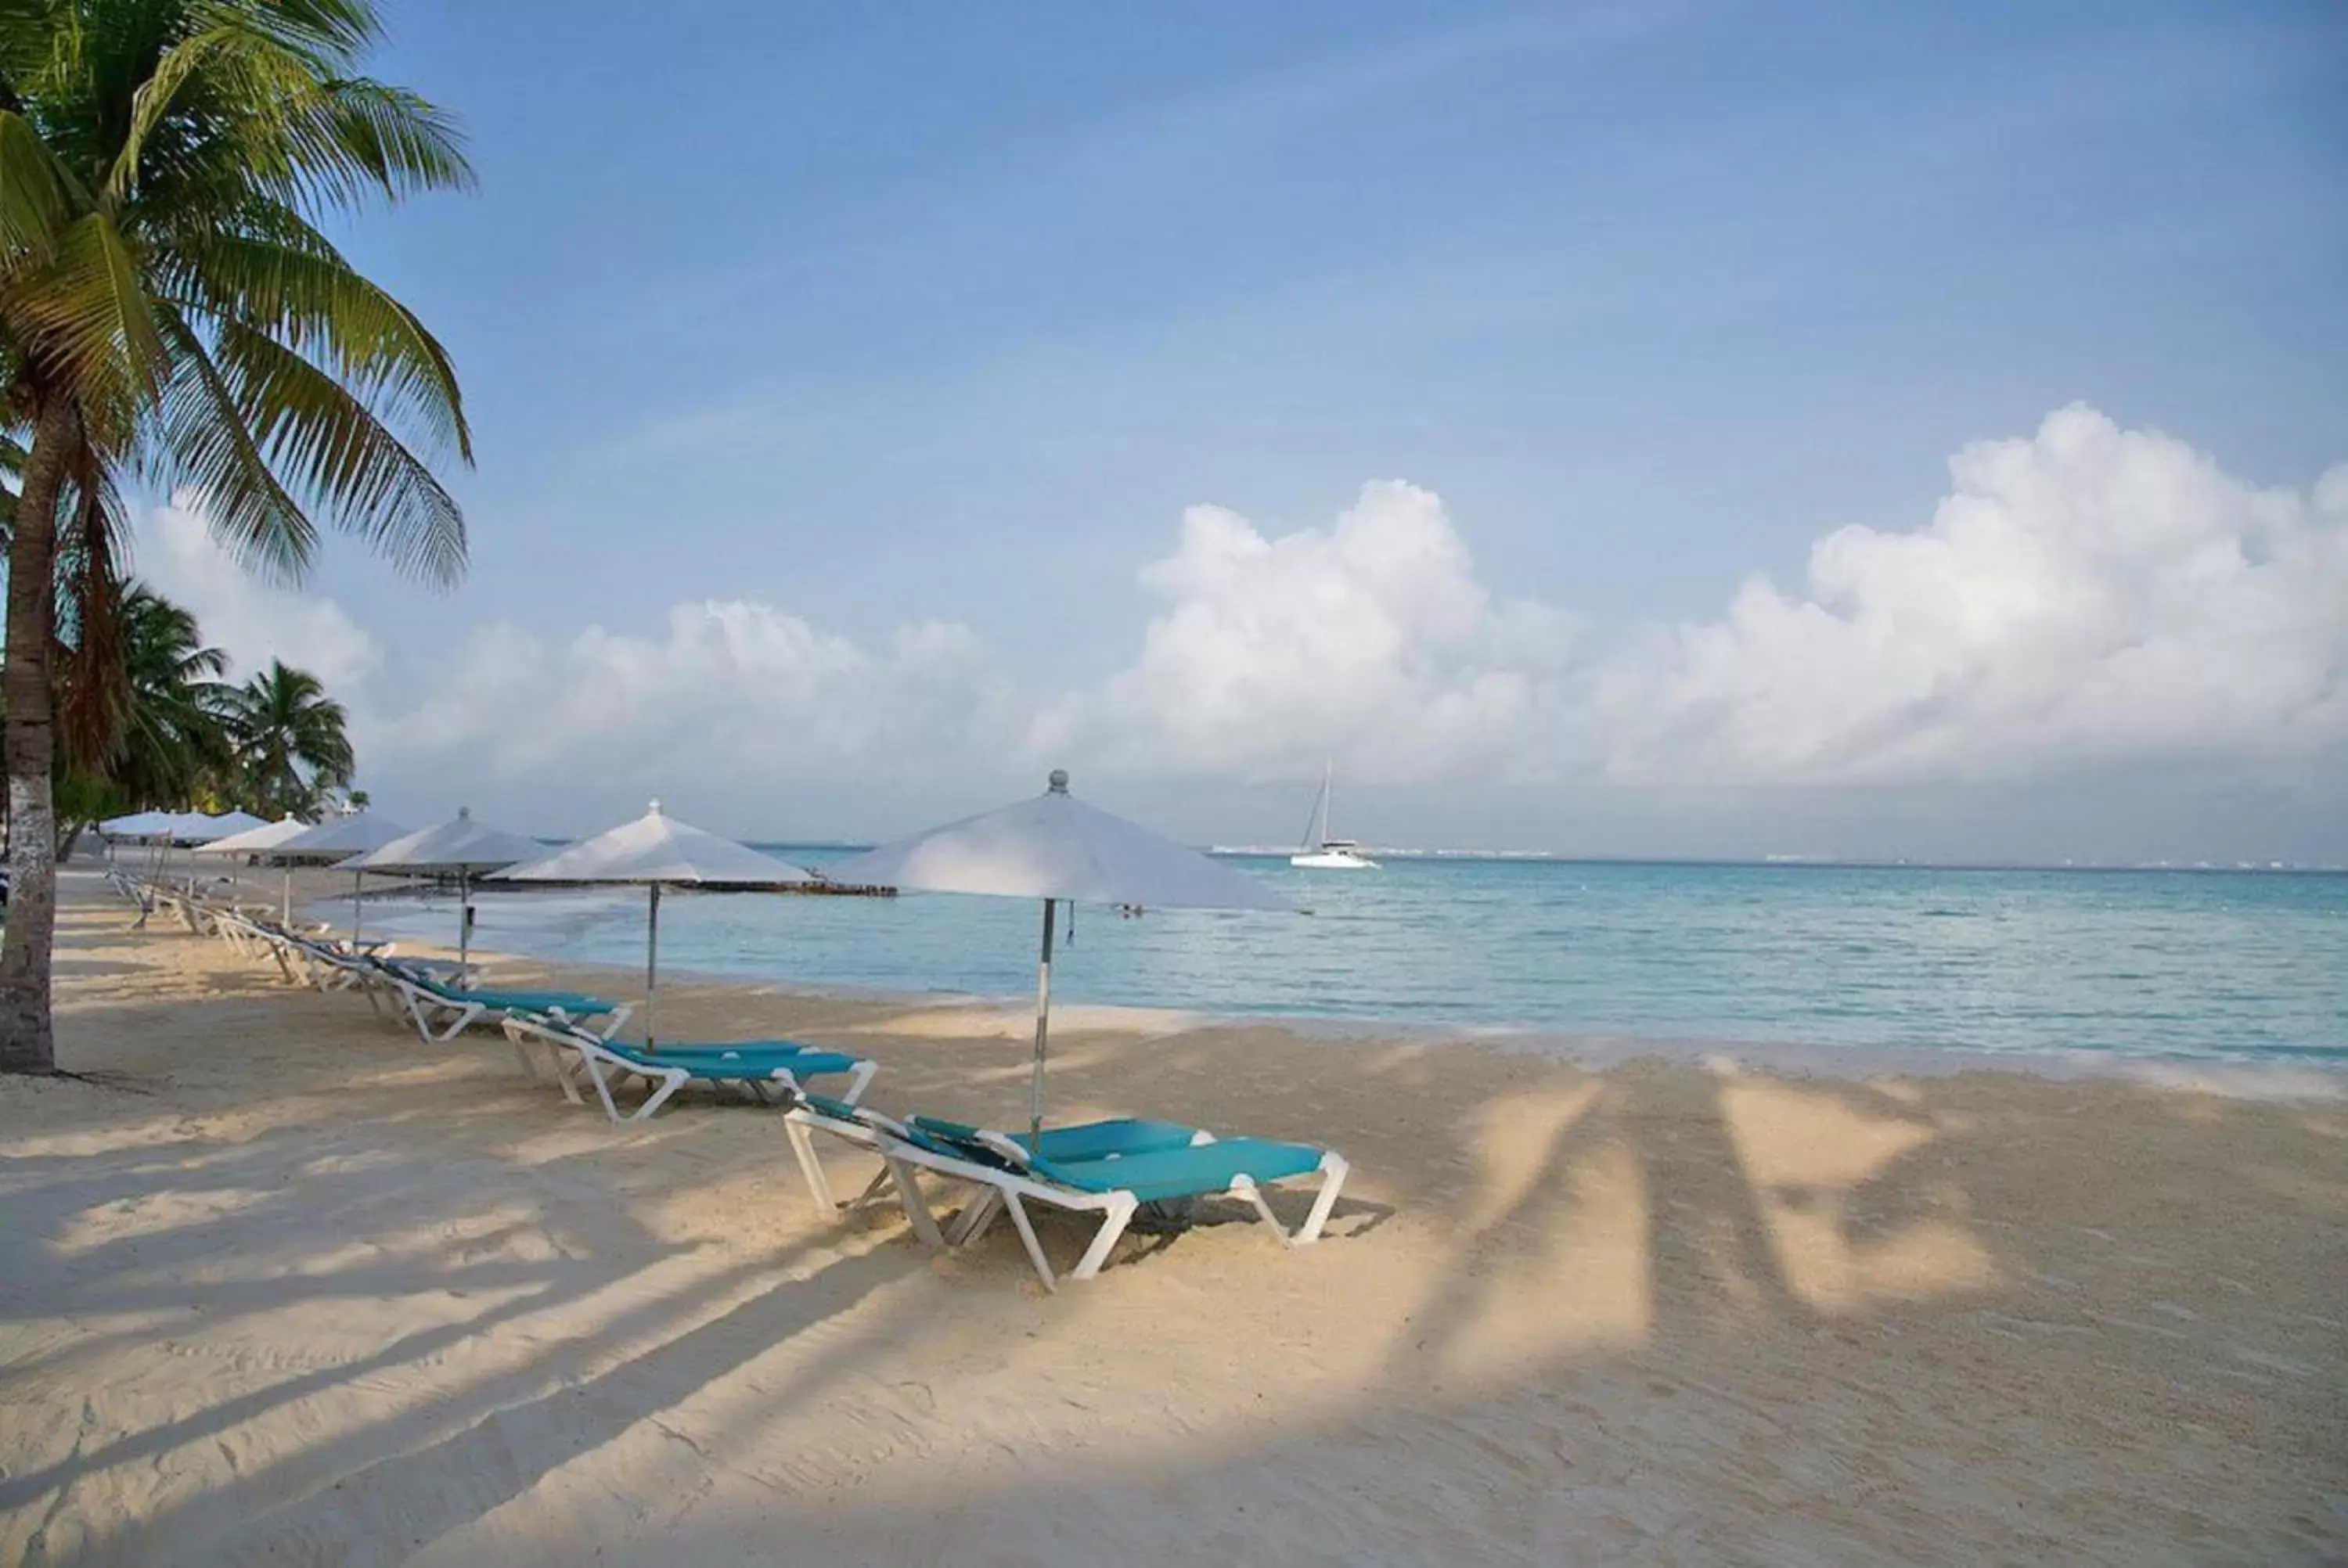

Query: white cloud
left=1039, top=480, right=1579, bottom=780
left=1597, top=405, right=2348, bottom=783
left=129, top=407, right=2348, bottom=831
left=371, top=601, right=1022, bottom=799
left=137, top=502, right=384, bottom=693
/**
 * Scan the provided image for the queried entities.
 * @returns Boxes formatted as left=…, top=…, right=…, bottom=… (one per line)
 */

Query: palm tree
left=223, top=658, right=349, bottom=817
left=54, top=584, right=234, bottom=843
left=0, top=1, right=472, bottom=1072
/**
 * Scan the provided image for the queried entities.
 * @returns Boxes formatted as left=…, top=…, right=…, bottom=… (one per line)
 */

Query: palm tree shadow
left=160, top=1245, right=929, bottom=1563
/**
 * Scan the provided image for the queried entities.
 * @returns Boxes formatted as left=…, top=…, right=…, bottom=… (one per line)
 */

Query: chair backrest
left=799, top=1093, right=922, bottom=1145
left=906, top=1116, right=1037, bottom=1173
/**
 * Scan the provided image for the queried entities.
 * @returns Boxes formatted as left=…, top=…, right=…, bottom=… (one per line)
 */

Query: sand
left=2, top=869, right=2343, bottom=1566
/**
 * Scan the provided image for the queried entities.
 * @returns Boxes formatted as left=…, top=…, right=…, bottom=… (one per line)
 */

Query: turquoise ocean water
left=351, top=855, right=2348, bottom=1069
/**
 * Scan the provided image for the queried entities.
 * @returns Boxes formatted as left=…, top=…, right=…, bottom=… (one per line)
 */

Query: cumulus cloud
left=1040, top=480, right=1579, bottom=780
left=1598, top=405, right=2348, bottom=783
left=128, top=406, right=2348, bottom=833
left=138, top=502, right=384, bottom=692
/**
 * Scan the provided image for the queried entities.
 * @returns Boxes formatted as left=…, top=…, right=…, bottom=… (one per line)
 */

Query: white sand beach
left=2, top=870, right=2344, bottom=1566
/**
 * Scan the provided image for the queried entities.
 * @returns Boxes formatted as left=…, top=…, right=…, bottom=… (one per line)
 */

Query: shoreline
left=334, top=894, right=2348, bottom=1105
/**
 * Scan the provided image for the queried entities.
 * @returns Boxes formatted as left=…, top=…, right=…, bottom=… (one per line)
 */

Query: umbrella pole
left=1029, top=897, right=1057, bottom=1142
left=351, top=870, right=362, bottom=945
left=458, top=869, right=472, bottom=975
left=645, top=883, right=661, bottom=1049
left=282, top=867, right=292, bottom=926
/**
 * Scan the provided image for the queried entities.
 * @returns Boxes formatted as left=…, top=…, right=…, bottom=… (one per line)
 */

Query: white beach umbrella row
left=99, top=808, right=270, bottom=845
left=182, top=779, right=1291, bottom=1135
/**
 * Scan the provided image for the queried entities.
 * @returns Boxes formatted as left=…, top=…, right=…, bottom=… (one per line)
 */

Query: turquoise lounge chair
left=783, top=1105, right=1208, bottom=1216
left=502, top=1012, right=877, bottom=1122
left=376, top=962, right=632, bottom=1044
left=784, top=1096, right=1348, bottom=1290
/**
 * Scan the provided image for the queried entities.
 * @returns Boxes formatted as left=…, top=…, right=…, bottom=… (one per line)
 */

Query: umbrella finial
left=648, top=798, right=664, bottom=816
left=1047, top=769, right=1069, bottom=795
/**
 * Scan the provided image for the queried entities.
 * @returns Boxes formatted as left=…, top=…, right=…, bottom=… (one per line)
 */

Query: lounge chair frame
left=502, top=1013, right=877, bottom=1123
left=783, top=1102, right=1347, bottom=1291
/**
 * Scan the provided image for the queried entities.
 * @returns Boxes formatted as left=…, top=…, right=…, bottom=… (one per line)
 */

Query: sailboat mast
left=1300, top=762, right=1332, bottom=850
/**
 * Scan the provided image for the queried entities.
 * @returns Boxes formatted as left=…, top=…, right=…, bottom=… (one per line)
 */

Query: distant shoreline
left=1199, top=847, right=2348, bottom=875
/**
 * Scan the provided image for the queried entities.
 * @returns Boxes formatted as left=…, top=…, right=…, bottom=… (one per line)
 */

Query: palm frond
left=0, top=106, right=78, bottom=261
left=12, top=209, right=169, bottom=415
left=164, top=224, right=469, bottom=460
left=117, top=20, right=469, bottom=212
left=209, top=315, right=464, bottom=584
left=147, top=299, right=316, bottom=581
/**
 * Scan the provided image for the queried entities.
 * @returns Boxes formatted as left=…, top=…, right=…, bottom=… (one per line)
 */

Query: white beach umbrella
left=193, top=815, right=312, bottom=858
left=175, top=809, right=268, bottom=843
left=271, top=813, right=413, bottom=940
left=272, top=811, right=413, bottom=860
left=95, top=810, right=179, bottom=882
left=343, top=808, right=546, bottom=967
left=192, top=815, right=312, bottom=913
left=489, top=800, right=814, bottom=1045
left=827, top=769, right=1292, bottom=1137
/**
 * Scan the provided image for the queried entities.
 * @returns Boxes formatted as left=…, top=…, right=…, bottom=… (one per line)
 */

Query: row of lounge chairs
left=104, top=869, right=1351, bottom=1290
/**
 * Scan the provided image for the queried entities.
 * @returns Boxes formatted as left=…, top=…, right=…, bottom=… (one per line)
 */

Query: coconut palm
left=0, top=0, right=472, bottom=1072
left=222, top=658, right=349, bottom=818
left=56, top=583, right=234, bottom=838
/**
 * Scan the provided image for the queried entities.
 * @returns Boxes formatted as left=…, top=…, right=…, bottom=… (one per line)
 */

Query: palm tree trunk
left=1, top=396, right=78, bottom=1076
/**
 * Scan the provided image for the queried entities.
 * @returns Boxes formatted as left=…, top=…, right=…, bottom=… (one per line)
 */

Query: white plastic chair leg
left=632, top=1069, right=686, bottom=1121
left=553, top=1056, right=587, bottom=1105
left=848, top=1167, right=895, bottom=1214
left=1070, top=1195, right=1138, bottom=1282
left=1003, top=1192, right=1060, bottom=1291
left=885, top=1156, right=948, bottom=1249
left=1298, top=1154, right=1349, bottom=1244
left=583, top=1057, right=626, bottom=1121
left=1233, top=1177, right=1293, bottom=1246
left=784, top=1119, right=837, bottom=1211
left=947, top=1188, right=1002, bottom=1246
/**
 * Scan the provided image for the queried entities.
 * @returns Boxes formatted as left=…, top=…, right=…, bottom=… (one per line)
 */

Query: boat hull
left=1291, top=850, right=1379, bottom=870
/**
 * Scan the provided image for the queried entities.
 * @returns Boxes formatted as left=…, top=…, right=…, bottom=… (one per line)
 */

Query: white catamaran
left=1291, top=764, right=1378, bottom=870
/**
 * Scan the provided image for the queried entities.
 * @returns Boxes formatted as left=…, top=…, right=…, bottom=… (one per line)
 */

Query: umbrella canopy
left=833, top=776, right=1291, bottom=912
left=490, top=802, right=813, bottom=1043
left=190, top=817, right=311, bottom=917
left=175, top=810, right=269, bottom=843
left=190, top=815, right=312, bottom=856
left=828, top=770, right=1291, bottom=1135
left=344, top=809, right=547, bottom=967
left=268, top=813, right=413, bottom=941
left=99, top=809, right=178, bottom=839
left=344, top=808, right=545, bottom=876
left=269, top=812, right=414, bottom=862
left=497, top=801, right=813, bottom=888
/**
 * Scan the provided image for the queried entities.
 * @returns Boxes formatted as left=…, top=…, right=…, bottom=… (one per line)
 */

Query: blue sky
left=143, top=1, right=2348, bottom=857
